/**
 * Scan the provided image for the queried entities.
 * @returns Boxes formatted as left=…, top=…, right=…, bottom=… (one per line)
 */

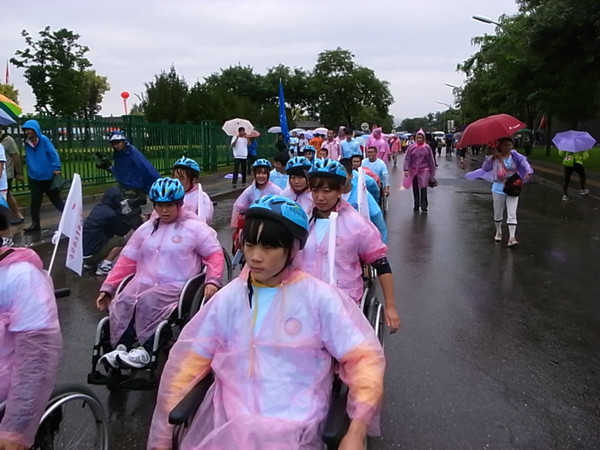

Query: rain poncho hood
left=21, top=119, right=61, bottom=181
left=298, top=200, right=388, bottom=302
left=281, top=185, right=314, bottom=215
left=102, top=209, right=224, bottom=347
left=0, top=247, right=62, bottom=448
left=366, top=128, right=390, bottom=161
left=148, top=266, right=385, bottom=449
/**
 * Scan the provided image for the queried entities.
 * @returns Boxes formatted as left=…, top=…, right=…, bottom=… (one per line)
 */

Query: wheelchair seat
left=87, top=271, right=206, bottom=391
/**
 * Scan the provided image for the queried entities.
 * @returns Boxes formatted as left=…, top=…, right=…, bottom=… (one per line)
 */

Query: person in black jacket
left=82, top=187, right=134, bottom=276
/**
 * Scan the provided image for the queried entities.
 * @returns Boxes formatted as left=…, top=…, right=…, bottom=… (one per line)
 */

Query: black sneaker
left=24, top=223, right=41, bottom=233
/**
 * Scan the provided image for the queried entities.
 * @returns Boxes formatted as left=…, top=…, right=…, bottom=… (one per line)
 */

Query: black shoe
left=232, top=184, right=237, bottom=188
left=10, top=217, right=25, bottom=225
left=24, top=223, right=41, bottom=233
left=421, top=209, right=428, bottom=213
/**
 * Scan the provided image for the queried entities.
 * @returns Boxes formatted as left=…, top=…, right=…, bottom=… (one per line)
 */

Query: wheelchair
left=167, top=266, right=386, bottom=449
left=0, top=384, right=109, bottom=450
left=87, top=271, right=207, bottom=391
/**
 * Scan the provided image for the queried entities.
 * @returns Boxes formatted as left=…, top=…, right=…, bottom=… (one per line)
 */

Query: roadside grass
left=522, top=146, right=600, bottom=172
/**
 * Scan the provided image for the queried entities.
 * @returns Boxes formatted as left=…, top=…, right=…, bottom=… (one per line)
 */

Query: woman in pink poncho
left=0, top=209, right=62, bottom=450
left=298, top=159, right=400, bottom=333
left=148, top=195, right=385, bottom=449
left=172, top=157, right=214, bottom=225
left=95, top=178, right=224, bottom=369
left=366, top=127, right=390, bottom=162
left=280, top=156, right=314, bottom=215
left=402, top=129, right=436, bottom=213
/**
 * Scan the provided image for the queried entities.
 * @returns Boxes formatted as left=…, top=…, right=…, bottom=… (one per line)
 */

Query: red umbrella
left=458, top=114, right=527, bottom=147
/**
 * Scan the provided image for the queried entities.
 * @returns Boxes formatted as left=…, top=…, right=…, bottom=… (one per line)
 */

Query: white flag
left=357, top=167, right=369, bottom=219
left=327, top=211, right=338, bottom=286
left=52, top=173, right=83, bottom=275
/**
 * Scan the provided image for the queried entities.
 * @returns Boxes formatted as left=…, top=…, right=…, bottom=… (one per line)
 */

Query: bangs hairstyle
left=243, top=216, right=294, bottom=250
left=309, top=176, right=342, bottom=191
left=173, top=167, right=198, bottom=181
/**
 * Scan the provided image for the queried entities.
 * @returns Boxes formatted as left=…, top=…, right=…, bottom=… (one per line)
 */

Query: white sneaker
left=580, top=189, right=589, bottom=195
left=494, top=232, right=502, bottom=242
left=561, top=195, right=569, bottom=201
left=96, top=261, right=113, bottom=276
left=99, top=344, right=128, bottom=369
left=507, top=237, right=519, bottom=247
left=117, top=347, right=151, bottom=369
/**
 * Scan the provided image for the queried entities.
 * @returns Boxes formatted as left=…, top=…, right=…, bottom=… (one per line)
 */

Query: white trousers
left=492, top=193, right=519, bottom=225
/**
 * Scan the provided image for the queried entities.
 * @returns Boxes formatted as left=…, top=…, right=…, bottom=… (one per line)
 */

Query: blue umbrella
left=0, top=108, right=16, bottom=126
left=552, top=130, right=596, bottom=153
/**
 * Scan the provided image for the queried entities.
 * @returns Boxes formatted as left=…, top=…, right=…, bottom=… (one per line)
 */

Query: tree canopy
left=11, top=26, right=109, bottom=118
left=141, top=48, right=395, bottom=130
left=457, top=0, right=600, bottom=127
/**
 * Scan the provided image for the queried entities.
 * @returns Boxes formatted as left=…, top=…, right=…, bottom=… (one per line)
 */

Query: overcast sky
left=2, top=0, right=519, bottom=125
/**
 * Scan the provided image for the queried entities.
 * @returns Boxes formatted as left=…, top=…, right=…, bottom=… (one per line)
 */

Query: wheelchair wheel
left=369, top=300, right=385, bottom=349
left=33, top=384, right=109, bottom=450
left=221, top=246, right=233, bottom=283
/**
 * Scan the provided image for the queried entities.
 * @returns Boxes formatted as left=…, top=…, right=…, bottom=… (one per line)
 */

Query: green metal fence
left=5, top=116, right=272, bottom=194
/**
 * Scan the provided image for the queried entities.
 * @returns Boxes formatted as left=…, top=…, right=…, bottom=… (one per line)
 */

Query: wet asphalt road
left=41, top=153, right=600, bottom=449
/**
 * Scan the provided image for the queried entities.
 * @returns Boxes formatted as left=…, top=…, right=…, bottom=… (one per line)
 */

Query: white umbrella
left=222, top=118, right=254, bottom=136
left=313, top=127, right=328, bottom=135
left=290, top=128, right=305, bottom=134
left=267, top=126, right=281, bottom=134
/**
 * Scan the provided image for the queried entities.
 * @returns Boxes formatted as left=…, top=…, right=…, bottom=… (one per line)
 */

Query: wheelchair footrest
left=87, top=368, right=158, bottom=390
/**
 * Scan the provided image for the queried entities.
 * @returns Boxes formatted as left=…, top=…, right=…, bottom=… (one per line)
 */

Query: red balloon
left=120, top=91, right=130, bottom=99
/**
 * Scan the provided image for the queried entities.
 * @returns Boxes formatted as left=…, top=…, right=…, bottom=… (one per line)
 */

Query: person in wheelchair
left=95, top=178, right=224, bottom=370
left=171, top=157, right=214, bottom=225
left=230, top=159, right=282, bottom=255
left=297, top=159, right=400, bottom=333
left=0, top=207, right=62, bottom=450
left=280, top=156, right=314, bottom=215
left=148, top=195, right=384, bottom=449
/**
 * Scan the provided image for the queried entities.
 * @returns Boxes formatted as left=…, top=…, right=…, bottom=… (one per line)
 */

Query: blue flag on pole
left=278, top=79, right=290, bottom=144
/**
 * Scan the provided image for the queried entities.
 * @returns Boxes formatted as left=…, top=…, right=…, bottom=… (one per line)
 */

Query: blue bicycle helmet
left=173, top=156, right=200, bottom=176
left=303, top=145, right=316, bottom=154
left=149, top=177, right=185, bottom=203
left=307, top=158, right=347, bottom=184
left=245, top=195, right=309, bottom=249
left=252, top=158, right=272, bottom=170
left=109, top=130, right=127, bottom=142
left=285, top=156, right=312, bottom=175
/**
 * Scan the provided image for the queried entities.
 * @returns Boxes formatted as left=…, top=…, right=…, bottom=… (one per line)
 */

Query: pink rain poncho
left=148, top=266, right=385, bottom=449
left=366, top=128, right=390, bottom=161
left=101, top=209, right=224, bottom=348
left=230, top=181, right=282, bottom=227
left=280, top=186, right=314, bottom=215
left=402, top=130, right=436, bottom=190
left=297, top=200, right=388, bottom=303
left=0, top=248, right=62, bottom=448
left=183, top=184, right=214, bottom=225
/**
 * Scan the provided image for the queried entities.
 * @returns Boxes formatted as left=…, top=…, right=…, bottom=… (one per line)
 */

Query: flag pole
left=47, top=220, right=65, bottom=276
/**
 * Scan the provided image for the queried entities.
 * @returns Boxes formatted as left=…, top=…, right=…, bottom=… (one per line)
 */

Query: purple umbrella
left=552, top=130, right=596, bottom=153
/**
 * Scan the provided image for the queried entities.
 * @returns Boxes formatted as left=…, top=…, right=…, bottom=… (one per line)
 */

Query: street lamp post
left=437, top=101, right=451, bottom=132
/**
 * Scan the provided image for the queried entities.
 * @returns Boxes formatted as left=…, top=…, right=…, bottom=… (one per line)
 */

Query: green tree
left=79, top=70, right=109, bottom=120
left=143, top=65, right=189, bottom=123
left=310, top=48, right=394, bottom=129
left=0, top=84, right=19, bottom=103
left=11, top=26, right=95, bottom=117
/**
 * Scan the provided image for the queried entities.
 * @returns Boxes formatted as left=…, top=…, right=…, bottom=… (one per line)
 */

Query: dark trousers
left=232, top=159, right=247, bottom=186
left=412, top=176, right=428, bottom=211
left=29, top=178, right=65, bottom=224
left=118, top=318, right=154, bottom=353
left=247, top=155, right=256, bottom=174
left=564, top=163, right=585, bottom=194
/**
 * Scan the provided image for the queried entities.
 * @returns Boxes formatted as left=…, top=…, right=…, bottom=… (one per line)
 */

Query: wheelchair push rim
left=34, top=384, right=109, bottom=450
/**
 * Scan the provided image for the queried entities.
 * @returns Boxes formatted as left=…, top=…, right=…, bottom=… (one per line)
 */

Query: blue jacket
left=112, top=143, right=160, bottom=192
left=83, top=187, right=132, bottom=257
left=22, top=119, right=61, bottom=181
left=347, top=176, right=388, bottom=243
